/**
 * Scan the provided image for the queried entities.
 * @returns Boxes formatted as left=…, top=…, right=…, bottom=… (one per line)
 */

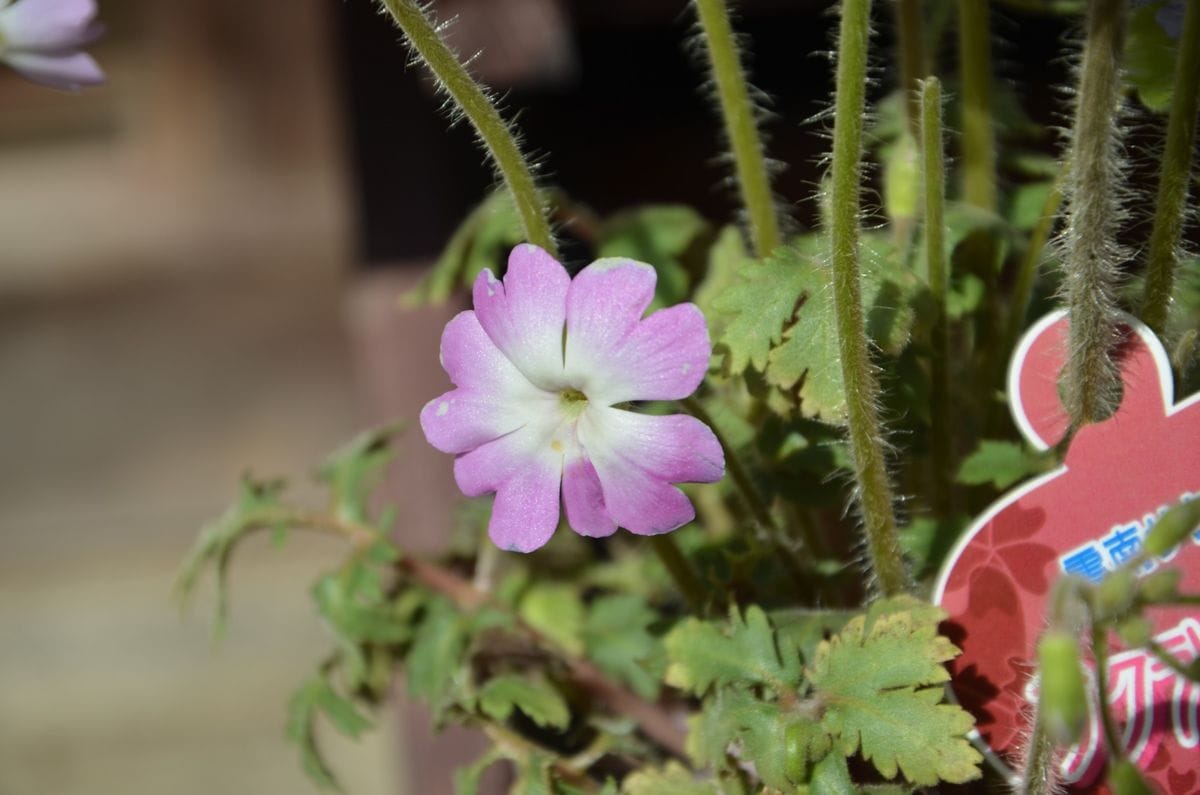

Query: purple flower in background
left=421, top=244, right=725, bottom=553
left=0, top=0, right=104, bottom=91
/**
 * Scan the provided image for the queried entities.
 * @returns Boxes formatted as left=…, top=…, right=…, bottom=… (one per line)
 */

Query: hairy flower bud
left=1037, top=630, right=1088, bottom=745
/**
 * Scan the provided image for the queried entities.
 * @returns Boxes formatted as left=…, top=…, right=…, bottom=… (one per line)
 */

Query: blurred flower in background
left=0, top=0, right=104, bottom=90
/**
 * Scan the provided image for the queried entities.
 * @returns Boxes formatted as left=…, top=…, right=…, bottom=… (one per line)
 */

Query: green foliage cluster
left=178, top=0, right=1200, bottom=793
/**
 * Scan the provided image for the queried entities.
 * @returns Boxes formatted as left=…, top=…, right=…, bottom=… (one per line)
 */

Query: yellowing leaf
left=622, top=762, right=718, bottom=795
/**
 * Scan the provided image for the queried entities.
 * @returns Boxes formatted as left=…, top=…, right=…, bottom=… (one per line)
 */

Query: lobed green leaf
left=807, top=597, right=981, bottom=786
left=478, top=673, right=571, bottom=730
left=664, top=605, right=800, bottom=695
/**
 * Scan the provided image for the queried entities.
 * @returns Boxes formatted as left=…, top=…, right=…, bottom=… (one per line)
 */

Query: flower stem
left=895, top=0, right=925, bottom=135
left=1016, top=708, right=1058, bottom=795
left=376, top=0, right=556, bottom=256
left=1090, top=619, right=1125, bottom=761
left=1062, top=0, right=1128, bottom=426
left=956, top=0, right=997, bottom=213
left=692, top=0, right=782, bottom=258
left=650, top=535, right=709, bottom=615
left=828, top=0, right=909, bottom=597
left=920, top=77, right=953, bottom=517
left=956, top=0, right=1004, bottom=422
left=1140, top=0, right=1200, bottom=335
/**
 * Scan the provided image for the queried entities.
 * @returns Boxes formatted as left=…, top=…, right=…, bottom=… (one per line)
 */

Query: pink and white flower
left=421, top=244, right=725, bottom=552
left=0, top=0, right=104, bottom=91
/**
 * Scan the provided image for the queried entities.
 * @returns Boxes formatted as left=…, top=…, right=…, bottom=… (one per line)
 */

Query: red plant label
left=935, top=310, right=1200, bottom=793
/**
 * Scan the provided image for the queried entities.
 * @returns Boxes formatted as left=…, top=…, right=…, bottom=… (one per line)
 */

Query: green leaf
left=1008, top=181, right=1056, bottom=231
left=582, top=594, right=663, bottom=699
left=766, top=234, right=916, bottom=423
left=312, top=569, right=416, bottom=645
left=712, top=245, right=810, bottom=375
left=406, top=596, right=469, bottom=708
left=403, top=190, right=524, bottom=306
left=882, top=132, right=920, bottom=223
left=898, top=515, right=967, bottom=579
left=809, top=751, right=855, bottom=795
left=622, top=762, right=719, bottom=795
left=665, top=605, right=800, bottom=695
left=697, top=688, right=826, bottom=791
left=956, top=439, right=1047, bottom=489
left=287, top=676, right=373, bottom=792
left=946, top=273, right=985, bottom=320
left=596, top=205, right=712, bottom=307
left=318, top=423, right=404, bottom=526
left=1125, top=1, right=1178, bottom=112
left=478, top=673, right=571, bottom=730
left=175, top=475, right=289, bottom=641
left=943, top=202, right=1011, bottom=268
left=807, top=597, right=982, bottom=786
left=511, top=753, right=555, bottom=795
left=518, top=583, right=586, bottom=656
left=453, top=749, right=504, bottom=795
left=695, top=226, right=754, bottom=341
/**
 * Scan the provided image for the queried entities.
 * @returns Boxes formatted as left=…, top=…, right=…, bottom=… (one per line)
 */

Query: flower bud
left=1138, top=569, right=1181, bottom=603
left=1095, top=568, right=1137, bottom=619
left=1144, top=498, right=1200, bottom=557
left=1115, top=616, right=1152, bottom=649
left=1037, top=630, right=1089, bottom=745
left=783, top=721, right=809, bottom=783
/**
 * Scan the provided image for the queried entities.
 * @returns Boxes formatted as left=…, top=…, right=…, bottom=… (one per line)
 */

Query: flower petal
left=472, top=244, right=569, bottom=389
left=564, top=257, right=656, bottom=380
left=426, top=311, right=556, bottom=453
left=452, top=422, right=564, bottom=552
left=487, top=457, right=561, bottom=552
left=453, top=419, right=552, bottom=495
left=3, top=50, right=102, bottom=90
left=0, top=0, right=98, bottom=50
left=578, top=407, right=724, bottom=535
left=561, top=455, right=617, bottom=538
left=420, top=387, right=535, bottom=455
left=602, top=304, right=710, bottom=403
left=563, top=258, right=709, bottom=403
left=439, top=310, right=529, bottom=393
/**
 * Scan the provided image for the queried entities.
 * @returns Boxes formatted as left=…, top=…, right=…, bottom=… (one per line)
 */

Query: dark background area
left=334, top=0, right=1078, bottom=265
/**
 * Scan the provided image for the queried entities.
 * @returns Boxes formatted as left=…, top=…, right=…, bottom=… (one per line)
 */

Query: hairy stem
left=376, top=0, right=556, bottom=255
left=895, top=0, right=925, bottom=135
left=829, top=0, right=909, bottom=596
left=920, top=77, right=954, bottom=517
left=692, top=0, right=782, bottom=257
left=956, top=0, right=997, bottom=213
left=956, top=0, right=1005, bottom=424
left=1062, top=0, right=1128, bottom=426
left=1016, top=707, right=1058, bottom=795
left=1140, top=0, right=1200, bottom=334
